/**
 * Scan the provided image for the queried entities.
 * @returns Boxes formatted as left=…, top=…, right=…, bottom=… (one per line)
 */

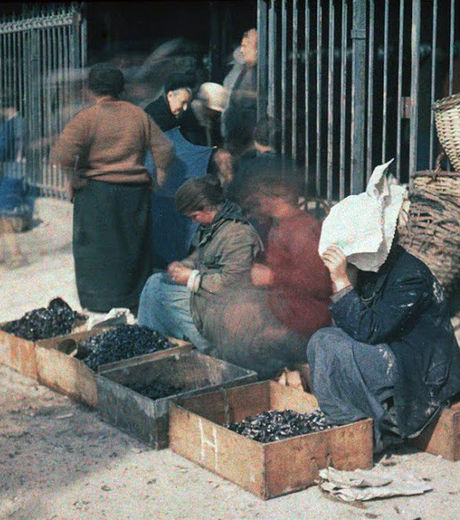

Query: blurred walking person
left=222, top=28, right=258, bottom=151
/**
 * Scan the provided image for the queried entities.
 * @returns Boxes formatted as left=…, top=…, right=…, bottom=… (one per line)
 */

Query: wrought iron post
left=350, top=0, right=367, bottom=194
left=257, top=0, right=268, bottom=119
left=409, top=0, right=421, bottom=179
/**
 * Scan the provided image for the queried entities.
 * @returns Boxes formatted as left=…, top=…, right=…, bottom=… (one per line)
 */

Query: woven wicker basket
left=432, top=93, right=460, bottom=172
left=399, top=153, right=460, bottom=296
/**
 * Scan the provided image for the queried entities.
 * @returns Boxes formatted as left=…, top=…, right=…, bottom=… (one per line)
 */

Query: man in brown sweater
left=51, top=84, right=173, bottom=189
left=51, top=63, right=174, bottom=313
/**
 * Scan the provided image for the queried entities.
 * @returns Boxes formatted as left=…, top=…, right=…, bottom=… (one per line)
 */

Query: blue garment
left=0, top=114, right=24, bottom=162
left=137, top=272, right=212, bottom=353
left=307, top=327, right=398, bottom=453
left=145, top=127, right=212, bottom=267
left=328, top=246, right=460, bottom=439
left=0, top=176, right=33, bottom=218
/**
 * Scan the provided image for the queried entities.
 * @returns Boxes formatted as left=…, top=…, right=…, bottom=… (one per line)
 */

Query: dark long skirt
left=307, top=327, right=401, bottom=453
left=73, top=180, right=152, bottom=312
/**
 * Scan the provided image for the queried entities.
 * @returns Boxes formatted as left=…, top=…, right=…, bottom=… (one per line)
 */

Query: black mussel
left=80, top=324, right=176, bottom=370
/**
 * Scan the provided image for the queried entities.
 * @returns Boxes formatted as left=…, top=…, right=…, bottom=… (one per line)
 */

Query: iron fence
left=0, top=3, right=86, bottom=198
left=257, top=0, right=459, bottom=202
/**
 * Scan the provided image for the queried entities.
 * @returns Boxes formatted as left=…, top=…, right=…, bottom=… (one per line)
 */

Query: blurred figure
left=222, top=28, right=258, bottom=148
left=181, top=82, right=228, bottom=147
left=226, top=116, right=281, bottom=202
left=0, top=99, right=28, bottom=268
left=51, top=63, right=174, bottom=313
left=205, top=172, right=332, bottom=379
left=144, top=72, right=195, bottom=131
left=208, top=147, right=233, bottom=189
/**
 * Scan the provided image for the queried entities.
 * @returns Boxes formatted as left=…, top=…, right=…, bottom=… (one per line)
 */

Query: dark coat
left=144, top=95, right=178, bottom=132
left=330, top=245, right=460, bottom=438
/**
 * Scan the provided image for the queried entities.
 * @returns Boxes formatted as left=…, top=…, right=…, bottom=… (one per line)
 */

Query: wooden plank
left=170, top=404, right=266, bottom=496
left=169, top=382, right=374, bottom=499
left=174, top=381, right=271, bottom=427
left=264, top=419, right=373, bottom=499
left=96, top=374, right=164, bottom=448
left=97, top=338, right=192, bottom=372
left=97, top=353, right=257, bottom=449
left=101, top=352, right=257, bottom=390
left=410, top=401, right=460, bottom=461
left=35, top=329, right=106, bottom=408
left=0, top=328, right=37, bottom=379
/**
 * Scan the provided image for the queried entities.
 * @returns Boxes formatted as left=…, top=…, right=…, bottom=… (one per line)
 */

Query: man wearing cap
left=181, top=82, right=227, bottom=147
left=144, top=73, right=194, bottom=132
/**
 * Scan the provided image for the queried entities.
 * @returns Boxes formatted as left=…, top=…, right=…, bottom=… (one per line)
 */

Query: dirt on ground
left=1, top=198, right=459, bottom=520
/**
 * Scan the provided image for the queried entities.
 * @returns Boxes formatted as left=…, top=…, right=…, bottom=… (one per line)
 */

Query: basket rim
left=432, top=92, right=460, bottom=112
left=412, top=170, right=460, bottom=178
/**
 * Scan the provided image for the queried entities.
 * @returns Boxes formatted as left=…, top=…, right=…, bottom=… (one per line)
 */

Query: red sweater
left=266, top=211, right=332, bottom=337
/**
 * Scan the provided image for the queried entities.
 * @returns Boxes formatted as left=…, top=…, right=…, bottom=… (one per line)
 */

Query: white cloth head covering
left=318, top=159, right=407, bottom=272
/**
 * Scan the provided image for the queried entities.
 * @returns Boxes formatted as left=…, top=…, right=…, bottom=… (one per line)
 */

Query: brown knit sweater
left=51, top=97, right=174, bottom=184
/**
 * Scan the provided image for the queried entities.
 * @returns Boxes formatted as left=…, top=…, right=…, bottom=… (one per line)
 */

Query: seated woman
left=138, top=175, right=263, bottom=352
left=204, top=173, right=332, bottom=379
left=308, top=237, right=460, bottom=453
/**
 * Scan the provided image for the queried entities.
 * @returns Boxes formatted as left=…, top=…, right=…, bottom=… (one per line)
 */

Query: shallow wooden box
left=35, top=329, right=192, bottom=408
left=95, top=351, right=258, bottom=449
left=410, top=400, right=460, bottom=461
left=0, top=318, right=87, bottom=380
left=169, top=380, right=373, bottom=499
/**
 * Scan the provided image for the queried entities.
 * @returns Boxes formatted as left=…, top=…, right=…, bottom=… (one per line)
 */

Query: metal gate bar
left=0, top=4, right=86, bottom=199
left=257, top=0, right=458, bottom=200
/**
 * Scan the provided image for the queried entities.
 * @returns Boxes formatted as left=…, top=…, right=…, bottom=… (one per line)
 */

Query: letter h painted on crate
left=198, top=417, right=219, bottom=471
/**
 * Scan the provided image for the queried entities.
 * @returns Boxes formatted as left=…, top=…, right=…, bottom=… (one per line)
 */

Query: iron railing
left=257, top=0, right=459, bottom=202
left=0, top=3, right=86, bottom=198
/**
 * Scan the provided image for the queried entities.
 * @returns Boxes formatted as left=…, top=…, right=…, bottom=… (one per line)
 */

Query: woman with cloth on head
left=204, top=172, right=332, bottom=379
left=51, top=63, right=174, bottom=313
left=308, top=163, right=460, bottom=453
left=138, top=175, right=263, bottom=353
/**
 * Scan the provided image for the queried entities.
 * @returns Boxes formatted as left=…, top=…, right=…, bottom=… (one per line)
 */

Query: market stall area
left=1, top=198, right=460, bottom=520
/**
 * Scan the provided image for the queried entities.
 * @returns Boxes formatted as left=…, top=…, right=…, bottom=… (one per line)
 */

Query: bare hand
left=167, top=262, right=192, bottom=285
left=251, top=263, right=274, bottom=287
left=321, top=245, right=351, bottom=293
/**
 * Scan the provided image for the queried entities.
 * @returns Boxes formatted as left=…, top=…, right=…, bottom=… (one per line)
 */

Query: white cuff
left=187, top=270, right=201, bottom=292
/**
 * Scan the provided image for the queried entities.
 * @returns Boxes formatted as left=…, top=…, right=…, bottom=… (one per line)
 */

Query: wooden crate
left=410, top=400, right=460, bottom=461
left=0, top=316, right=88, bottom=380
left=96, top=351, right=258, bottom=449
left=35, top=329, right=192, bottom=408
left=169, top=380, right=373, bottom=499
left=0, top=326, right=38, bottom=379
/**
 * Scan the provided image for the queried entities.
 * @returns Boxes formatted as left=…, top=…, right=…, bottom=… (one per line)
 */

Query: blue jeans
left=138, top=272, right=212, bottom=353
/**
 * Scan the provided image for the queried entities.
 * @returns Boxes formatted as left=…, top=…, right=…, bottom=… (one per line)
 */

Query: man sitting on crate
left=307, top=160, right=460, bottom=453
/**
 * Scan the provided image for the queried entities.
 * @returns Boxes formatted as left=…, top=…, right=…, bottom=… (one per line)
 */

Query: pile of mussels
left=1, top=298, right=87, bottom=341
left=80, top=324, right=175, bottom=371
left=224, top=409, right=332, bottom=443
left=128, top=381, right=185, bottom=400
